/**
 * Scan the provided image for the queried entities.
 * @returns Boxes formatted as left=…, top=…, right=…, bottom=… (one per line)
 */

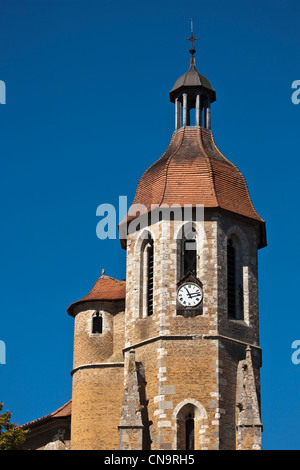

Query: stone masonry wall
left=71, top=366, right=124, bottom=450
left=70, top=209, right=262, bottom=450
left=124, top=218, right=221, bottom=449
left=123, top=212, right=262, bottom=450
left=71, top=299, right=125, bottom=449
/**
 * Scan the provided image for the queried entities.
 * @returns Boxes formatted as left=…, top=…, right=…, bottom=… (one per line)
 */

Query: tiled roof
left=67, top=275, right=126, bottom=316
left=20, top=400, right=72, bottom=429
left=122, top=126, right=266, bottom=248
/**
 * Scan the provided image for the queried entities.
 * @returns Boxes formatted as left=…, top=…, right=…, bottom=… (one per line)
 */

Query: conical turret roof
left=67, top=275, right=126, bottom=316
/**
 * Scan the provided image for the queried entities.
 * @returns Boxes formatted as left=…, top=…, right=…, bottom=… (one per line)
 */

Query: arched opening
left=202, top=106, right=206, bottom=128
left=189, top=106, right=196, bottom=126
left=175, top=92, right=209, bottom=129
left=200, top=94, right=211, bottom=129
left=174, top=401, right=207, bottom=450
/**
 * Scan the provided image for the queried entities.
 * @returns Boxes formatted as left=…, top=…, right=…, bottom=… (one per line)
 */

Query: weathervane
left=185, top=18, right=199, bottom=55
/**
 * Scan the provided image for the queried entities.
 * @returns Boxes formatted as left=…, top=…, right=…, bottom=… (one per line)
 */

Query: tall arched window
left=173, top=400, right=208, bottom=450
left=227, top=237, right=244, bottom=320
left=147, top=239, right=154, bottom=316
left=141, top=233, right=154, bottom=317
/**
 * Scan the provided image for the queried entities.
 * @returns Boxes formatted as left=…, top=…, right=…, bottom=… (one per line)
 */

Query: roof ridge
left=135, top=131, right=181, bottom=185
left=20, top=400, right=72, bottom=429
left=198, top=127, right=219, bottom=206
left=98, top=275, right=125, bottom=283
left=159, top=127, right=185, bottom=207
left=128, top=129, right=185, bottom=216
left=50, top=399, right=72, bottom=417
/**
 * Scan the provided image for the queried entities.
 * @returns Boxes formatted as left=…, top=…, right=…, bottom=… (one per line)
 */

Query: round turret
left=68, top=274, right=126, bottom=450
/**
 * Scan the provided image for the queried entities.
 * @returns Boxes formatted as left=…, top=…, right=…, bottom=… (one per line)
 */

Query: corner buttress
left=236, top=345, right=263, bottom=450
left=119, top=350, right=144, bottom=450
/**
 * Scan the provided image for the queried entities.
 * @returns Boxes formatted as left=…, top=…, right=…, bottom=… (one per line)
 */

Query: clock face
left=177, top=283, right=202, bottom=307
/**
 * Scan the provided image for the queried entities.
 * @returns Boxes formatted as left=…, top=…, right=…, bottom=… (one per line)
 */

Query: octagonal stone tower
left=69, top=40, right=266, bottom=451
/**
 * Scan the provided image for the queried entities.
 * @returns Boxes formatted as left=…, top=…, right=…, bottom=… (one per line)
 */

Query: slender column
left=175, top=98, right=182, bottom=130
left=179, top=101, right=182, bottom=128
left=206, top=105, right=211, bottom=130
left=183, top=93, right=188, bottom=126
left=195, top=94, right=200, bottom=126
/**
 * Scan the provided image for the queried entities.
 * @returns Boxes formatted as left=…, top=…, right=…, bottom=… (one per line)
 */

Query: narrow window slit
left=92, top=313, right=103, bottom=334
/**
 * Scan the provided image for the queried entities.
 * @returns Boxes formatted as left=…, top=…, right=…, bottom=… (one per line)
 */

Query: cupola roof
left=169, top=55, right=216, bottom=103
left=122, top=127, right=266, bottom=249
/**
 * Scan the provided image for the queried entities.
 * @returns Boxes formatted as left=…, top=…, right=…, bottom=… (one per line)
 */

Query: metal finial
left=185, top=18, right=199, bottom=55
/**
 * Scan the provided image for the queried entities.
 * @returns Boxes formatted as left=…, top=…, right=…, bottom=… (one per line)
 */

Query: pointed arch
left=172, top=399, right=208, bottom=450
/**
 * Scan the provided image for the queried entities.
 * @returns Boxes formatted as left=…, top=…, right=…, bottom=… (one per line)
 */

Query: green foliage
left=0, top=402, right=28, bottom=450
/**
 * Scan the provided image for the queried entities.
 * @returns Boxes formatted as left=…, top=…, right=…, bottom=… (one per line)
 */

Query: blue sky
left=0, top=0, right=300, bottom=450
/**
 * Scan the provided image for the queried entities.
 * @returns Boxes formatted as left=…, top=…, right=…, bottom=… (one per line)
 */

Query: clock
left=177, top=283, right=203, bottom=308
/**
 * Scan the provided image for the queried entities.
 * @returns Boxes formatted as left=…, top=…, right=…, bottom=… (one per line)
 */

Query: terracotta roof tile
left=121, top=127, right=266, bottom=248
left=20, top=400, right=72, bottom=429
left=67, top=276, right=126, bottom=316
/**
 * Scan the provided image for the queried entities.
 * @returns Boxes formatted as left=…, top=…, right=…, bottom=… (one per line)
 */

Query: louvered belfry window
left=227, top=237, right=244, bottom=320
left=147, top=240, right=154, bottom=316
left=227, top=239, right=236, bottom=318
left=183, top=238, right=197, bottom=276
left=183, top=227, right=197, bottom=277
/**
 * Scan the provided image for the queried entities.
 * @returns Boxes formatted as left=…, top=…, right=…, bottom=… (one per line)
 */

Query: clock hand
left=184, top=287, right=192, bottom=298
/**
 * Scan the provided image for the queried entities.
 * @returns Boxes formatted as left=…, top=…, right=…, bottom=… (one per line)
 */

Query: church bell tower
left=69, top=29, right=266, bottom=451
left=119, top=31, right=266, bottom=451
